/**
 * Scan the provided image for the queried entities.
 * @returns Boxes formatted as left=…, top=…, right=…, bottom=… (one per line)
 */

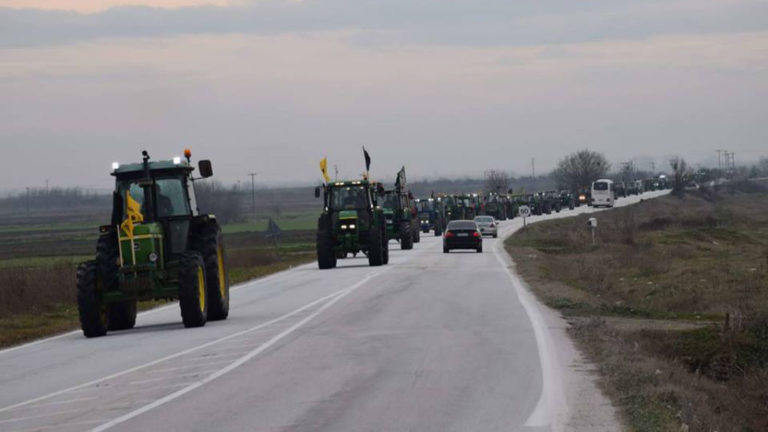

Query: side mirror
left=315, top=186, right=321, bottom=198
left=198, top=160, right=213, bottom=178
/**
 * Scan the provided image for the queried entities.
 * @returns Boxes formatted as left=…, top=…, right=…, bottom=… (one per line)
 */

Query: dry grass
left=506, top=182, right=768, bottom=432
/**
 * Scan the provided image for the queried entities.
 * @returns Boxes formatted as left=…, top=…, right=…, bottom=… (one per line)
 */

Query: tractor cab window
left=382, top=193, right=399, bottom=209
left=330, top=186, right=369, bottom=210
left=417, top=201, right=434, bottom=212
left=118, top=177, right=191, bottom=219
left=155, top=178, right=190, bottom=217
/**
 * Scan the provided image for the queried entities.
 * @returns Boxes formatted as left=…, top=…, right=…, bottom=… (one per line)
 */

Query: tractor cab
left=110, top=151, right=212, bottom=258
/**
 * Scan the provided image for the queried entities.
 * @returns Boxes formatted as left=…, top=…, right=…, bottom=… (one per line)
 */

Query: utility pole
left=650, top=161, right=656, bottom=173
left=248, top=172, right=258, bottom=220
left=531, top=158, right=535, bottom=178
left=26, top=187, right=30, bottom=217
left=334, top=165, right=338, bottom=181
left=45, top=179, right=49, bottom=195
left=715, top=149, right=723, bottom=171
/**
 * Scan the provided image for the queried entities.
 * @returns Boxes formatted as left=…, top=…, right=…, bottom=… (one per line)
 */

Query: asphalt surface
left=0, top=191, right=666, bottom=432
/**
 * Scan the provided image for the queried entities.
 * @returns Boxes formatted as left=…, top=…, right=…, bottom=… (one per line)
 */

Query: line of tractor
left=73, top=148, right=672, bottom=338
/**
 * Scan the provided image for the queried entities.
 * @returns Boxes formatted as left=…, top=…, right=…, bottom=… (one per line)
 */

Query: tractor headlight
left=341, top=224, right=348, bottom=230
left=148, top=252, right=158, bottom=263
left=349, top=224, right=356, bottom=229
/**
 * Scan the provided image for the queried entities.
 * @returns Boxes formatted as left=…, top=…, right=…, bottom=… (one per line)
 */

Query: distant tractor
left=315, top=179, right=389, bottom=269
left=76, top=150, right=229, bottom=338
left=416, top=197, right=446, bottom=236
left=382, top=188, right=416, bottom=249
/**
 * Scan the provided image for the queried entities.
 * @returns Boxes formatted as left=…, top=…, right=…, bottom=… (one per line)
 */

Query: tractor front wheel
left=108, top=301, right=137, bottom=331
left=178, top=253, right=208, bottom=328
left=400, top=222, right=414, bottom=250
left=76, top=261, right=107, bottom=338
left=368, top=225, right=384, bottom=267
left=193, top=224, right=230, bottom=321
left=316, top=230, right=337, bottom=269
left=434, top=220, right=443, bottom=236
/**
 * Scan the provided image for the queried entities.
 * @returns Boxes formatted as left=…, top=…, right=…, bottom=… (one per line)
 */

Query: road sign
left=518, top=205, right=531, bottom=218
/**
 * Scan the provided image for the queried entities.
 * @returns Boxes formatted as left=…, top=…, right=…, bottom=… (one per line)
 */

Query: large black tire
left=178, top=252, right=208, bottom=328
left=413, top=224, right=421, bottom=243
left=382, top=226, right=390, bottom=265
left=477, top=244, right=483, bottom=253
left=95, top=234, right=137, bottom=331
left=368, top=224, right=384, bottom=267
left=108, top=301, right=137, bottom=331
left=434, top=220, right=443, bottom=236
left=443, top=246, right=449, bottom=254
left=316, top=229, right=337, bottom=269
left=76, top=261, right=107, bottom=338
left=192, top=223, right=230, bottom=321
left=400, top=222, right=414, bottom=250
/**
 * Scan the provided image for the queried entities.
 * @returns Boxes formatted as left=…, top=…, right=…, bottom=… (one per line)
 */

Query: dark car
left=443, top=220, right=482, bottom=253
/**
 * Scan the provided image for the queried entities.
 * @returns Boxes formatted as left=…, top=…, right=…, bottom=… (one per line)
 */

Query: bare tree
left=484, top=170, right=510, bottom=194
left=552, top=150, right=611, bottom=192
left=669, top=157, right=690, bottom=194
left=195, top=181, right=243, bottom=223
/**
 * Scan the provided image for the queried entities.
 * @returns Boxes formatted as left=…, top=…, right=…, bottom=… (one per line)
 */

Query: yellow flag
left=120, top=190, right=144, bottom=239
left=320, top=157, right=331, bottom=183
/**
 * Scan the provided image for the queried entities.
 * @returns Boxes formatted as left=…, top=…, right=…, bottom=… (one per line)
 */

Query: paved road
left=0, top=191, right=666, bottom=432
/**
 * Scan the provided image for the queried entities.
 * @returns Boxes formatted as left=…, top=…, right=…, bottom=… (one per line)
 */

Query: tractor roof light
left=173, top=156, right=182, bottom=165
left=112, top=162, right=120, bottom=170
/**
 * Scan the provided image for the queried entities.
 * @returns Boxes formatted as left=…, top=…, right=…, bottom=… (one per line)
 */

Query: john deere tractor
left=381, top=188, right=416, bottom=249
left=76, top=150, right=229, bottom=338
left=315, top=179, right=389, bottom=269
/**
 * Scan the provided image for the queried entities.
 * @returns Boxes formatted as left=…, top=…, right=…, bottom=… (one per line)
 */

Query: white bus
left=591, top=179, right=614, bottom=208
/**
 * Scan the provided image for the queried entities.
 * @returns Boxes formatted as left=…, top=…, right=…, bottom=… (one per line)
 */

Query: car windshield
left=117, top=177, right=190, bottom=219
left=474, top=216, right=493, bottom=223
left=447, top=221, right=476, bottom=230
left=330, top=186, right=369, bottom=210
left=593, top=182, right=609, bottom=191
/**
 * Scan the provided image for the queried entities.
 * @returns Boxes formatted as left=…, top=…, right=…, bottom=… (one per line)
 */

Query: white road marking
left=127, top=369, right=222, bottom=386
left=0, top=288, right=347, bottom=414
left=142, top=361, right=234, bottom=374
left=91, top=270, right=382, bottom=431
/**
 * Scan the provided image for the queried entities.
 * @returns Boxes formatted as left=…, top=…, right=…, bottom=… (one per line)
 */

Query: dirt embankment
left=507, top=181, right=768, bottom=432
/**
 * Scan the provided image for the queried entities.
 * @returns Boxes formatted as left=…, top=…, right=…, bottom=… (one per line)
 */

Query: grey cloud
left=1, top=0, right=767, bottom=48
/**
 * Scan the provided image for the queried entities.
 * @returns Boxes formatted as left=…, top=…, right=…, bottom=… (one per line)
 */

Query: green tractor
left=76, top=150, right=229, bottom=338
left=381, top=188, right=417, bottom=249
left=314, top=179, right=389, bottom=269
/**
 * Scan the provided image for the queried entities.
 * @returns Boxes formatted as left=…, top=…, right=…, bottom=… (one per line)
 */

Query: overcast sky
left=1, top=0, right=766, bottom=193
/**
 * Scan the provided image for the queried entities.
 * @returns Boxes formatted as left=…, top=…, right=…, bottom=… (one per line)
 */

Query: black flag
left=395, top=166, right=407, bottom=189
left=363, top=147, right=371, bottom=172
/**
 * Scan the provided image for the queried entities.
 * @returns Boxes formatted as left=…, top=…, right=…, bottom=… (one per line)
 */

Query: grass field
left=506, top=182, right=768, bottom=432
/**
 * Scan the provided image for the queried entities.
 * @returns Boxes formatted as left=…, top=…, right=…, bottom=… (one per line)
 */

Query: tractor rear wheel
left=178, top=253, right=208, bottom=328
left=413, top=225, right=421, bottom=243
left=76, top=261, right=107, bottom=338
left=316, top=229, right=337, bottom=269
left=368, top=225, right=384, bottom=267
left=400, top=222, right=414, bottom=250
left=382, top=225, right=390, bottom=265
left=108, top=301, right=137, bottom=331
left=434, top=220, right=443, bottom=236
left=193, top=223, right=229, bottom=321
